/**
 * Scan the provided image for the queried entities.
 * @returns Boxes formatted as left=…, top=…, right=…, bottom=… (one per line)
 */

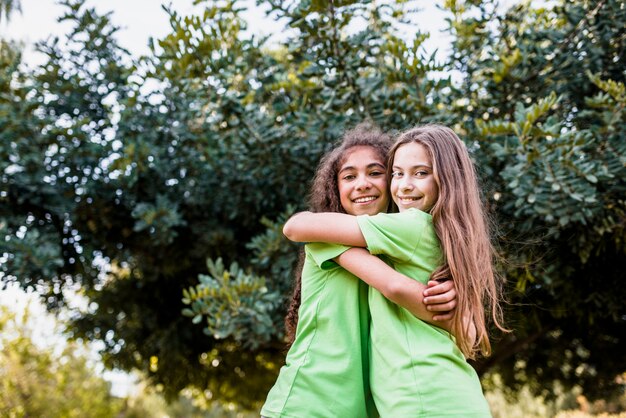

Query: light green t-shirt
left=261, top=243, right=377, bottom=418
left=357, top=208, right=492, bottom=418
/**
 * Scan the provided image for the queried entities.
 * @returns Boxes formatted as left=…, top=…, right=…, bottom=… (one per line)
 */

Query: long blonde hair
left=389, top=124, right=507, bottom=359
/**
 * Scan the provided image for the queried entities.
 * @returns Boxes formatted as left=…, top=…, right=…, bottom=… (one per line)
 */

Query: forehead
left=339, top=146, right=385, bottom=170
left=393, top=142, right=431, bottom=165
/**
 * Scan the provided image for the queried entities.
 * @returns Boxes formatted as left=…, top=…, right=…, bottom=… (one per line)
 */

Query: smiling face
left=390, top=142, right=439, bottom=212
left=337, top=146, right=389, bottom=216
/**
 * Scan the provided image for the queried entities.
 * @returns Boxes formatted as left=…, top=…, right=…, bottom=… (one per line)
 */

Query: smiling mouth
left=353, top=196, right=378, bottom=204
left=397, top=196, right=421, bottom=203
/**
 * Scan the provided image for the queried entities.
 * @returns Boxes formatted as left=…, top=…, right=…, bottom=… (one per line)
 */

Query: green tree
left=0, top=0, right=21, bottom=23
left=3, top=0, right=448, bottom=407
left=0, top=304, right=123, bottom=417
left=1, top=0, right=624, bottom=410
left=444, top=0, right=626, bottom=400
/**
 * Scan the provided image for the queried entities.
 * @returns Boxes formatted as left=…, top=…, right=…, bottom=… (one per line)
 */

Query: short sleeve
left=356, top=209, right=431, bottom=263
left=306, top=242, right=351, bottom=270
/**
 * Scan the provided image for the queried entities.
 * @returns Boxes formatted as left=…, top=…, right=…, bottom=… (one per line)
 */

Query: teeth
left=354, top=196, right=376, bottom=203
left=398, top=197, right=419, bottom=202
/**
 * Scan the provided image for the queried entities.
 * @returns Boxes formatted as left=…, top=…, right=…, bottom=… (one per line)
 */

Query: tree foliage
left=0, top=304, right=123, bottom=417
left=445, top=0, right=626, bottom=400
left=1, top=0, right=624, bottom=409
left=0, top=0, right=21, bottom=23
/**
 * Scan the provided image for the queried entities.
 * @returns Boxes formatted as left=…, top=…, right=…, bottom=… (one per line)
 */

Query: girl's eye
left=415, top=170, right=429, bottom=177
left=370, top=171, right=384, bottom=177
left=342, top=174, right=356, bottom=181
left=391, top=171, right=402, bottom=178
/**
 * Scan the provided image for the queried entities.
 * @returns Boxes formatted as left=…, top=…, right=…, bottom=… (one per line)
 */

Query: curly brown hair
left=284, top=122, right=393, bottom=345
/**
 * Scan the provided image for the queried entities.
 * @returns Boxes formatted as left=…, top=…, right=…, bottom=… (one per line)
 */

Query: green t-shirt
left=357, top=208, right=492, bottom=418
left=261, top=243, right=377, bottom=418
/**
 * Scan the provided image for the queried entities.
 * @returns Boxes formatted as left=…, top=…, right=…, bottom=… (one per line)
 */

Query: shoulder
left=398, top=208, right=433, bottom=222
left=305, top=242, right=350, bottom=270
left=359, top=208, right=432, bottom=226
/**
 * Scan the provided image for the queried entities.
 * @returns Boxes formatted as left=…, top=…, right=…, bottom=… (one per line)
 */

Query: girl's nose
left=399, top=177, right=413, bottom=190
left=355, top=175, right=372, bottom=190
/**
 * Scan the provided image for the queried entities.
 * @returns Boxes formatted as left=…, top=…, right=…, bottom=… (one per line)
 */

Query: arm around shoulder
left=283, top=212, right=367, bottom=246
left=282, top=211, right=313, bottom=242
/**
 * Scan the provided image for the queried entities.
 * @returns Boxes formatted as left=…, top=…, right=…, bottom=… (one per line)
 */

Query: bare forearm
left=283, top=211, right=367, bottom=246
left=335, top=248, right=450, bottom=328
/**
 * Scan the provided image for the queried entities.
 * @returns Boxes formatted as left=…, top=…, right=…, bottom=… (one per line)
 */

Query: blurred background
left=0, top=0, right=624, bottom=416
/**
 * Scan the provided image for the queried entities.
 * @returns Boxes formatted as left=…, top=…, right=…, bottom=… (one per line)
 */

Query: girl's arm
left=283, top=211, right=366, bottom=246
left=335, top=248, right=456, bottom=326
left=284, top=211, right=456, bottom=318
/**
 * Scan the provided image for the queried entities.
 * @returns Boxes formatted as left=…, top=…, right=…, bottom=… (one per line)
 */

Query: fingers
left=423, top=280, right=453, bottom=296
left=423, top=279, right=457, bottom=321
left=432, top=311, right=454, bottom=321
left=424, top=292, right=457, bottom=310
left=425, top=300, right=457, bottom=312
left=423, top=291, right=457, bottom=304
